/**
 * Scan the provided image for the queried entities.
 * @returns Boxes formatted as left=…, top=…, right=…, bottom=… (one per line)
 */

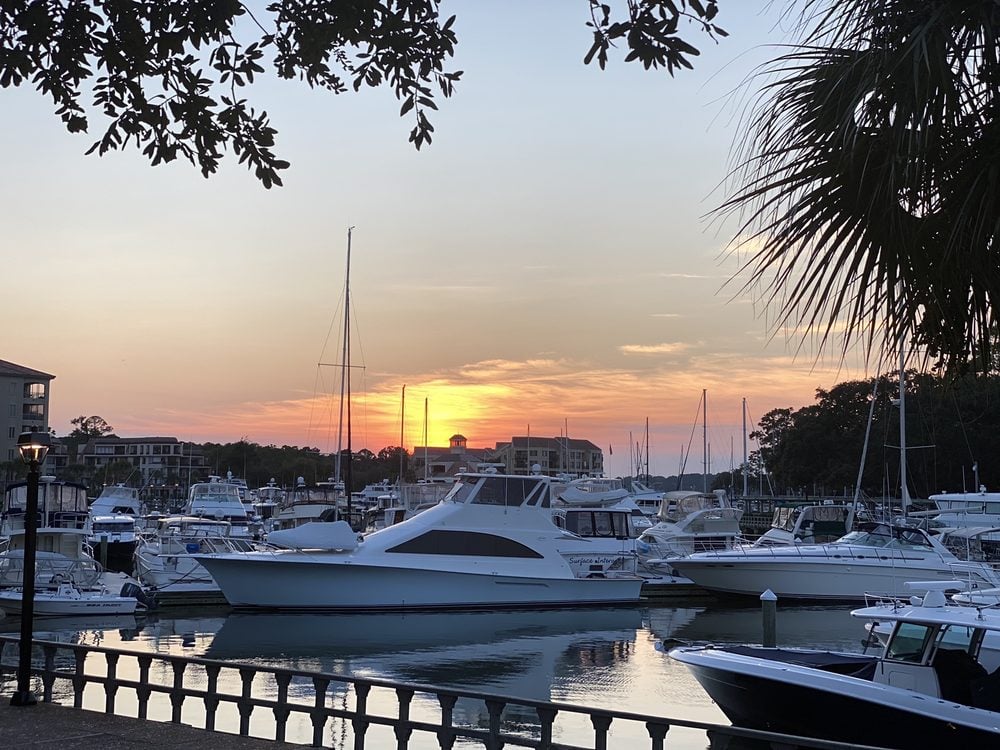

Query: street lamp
left=10, top=430, right=51, bottom=707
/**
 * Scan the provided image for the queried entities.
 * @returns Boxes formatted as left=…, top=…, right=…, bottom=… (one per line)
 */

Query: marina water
left=1, top=599, right=866, bottom=749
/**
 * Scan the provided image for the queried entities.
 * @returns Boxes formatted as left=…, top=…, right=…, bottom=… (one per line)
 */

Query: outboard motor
left=120, top=581, right=155, bottom=611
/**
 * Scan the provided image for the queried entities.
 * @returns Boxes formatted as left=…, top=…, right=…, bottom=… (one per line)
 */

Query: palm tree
left=720, top=1, right=1000, bottom=374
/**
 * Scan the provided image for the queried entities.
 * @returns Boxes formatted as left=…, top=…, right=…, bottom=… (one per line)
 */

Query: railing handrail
left=0, top=634, right=891, bottom=750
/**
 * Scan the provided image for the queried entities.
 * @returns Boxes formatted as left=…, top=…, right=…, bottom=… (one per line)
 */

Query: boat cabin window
left=886, top=622, right=935, bottom=663
left=564, top=511, right=629, bottom=539
left=386, top=530, right=544, bottom=558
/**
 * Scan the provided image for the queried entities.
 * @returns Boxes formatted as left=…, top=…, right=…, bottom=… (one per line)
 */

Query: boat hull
left=197, top=554, right=644, bottom=610
left=669, top=556, right=997, bottom=601
left=0, top=590, right=138, bottom=617
left=677, top=650, right=1000, bottom=749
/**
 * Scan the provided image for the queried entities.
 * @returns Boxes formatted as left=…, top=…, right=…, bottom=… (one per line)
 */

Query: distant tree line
left=200, top=441, right=411, bottom=492
left=1, top=414, right=412, bottom=496
left=747, top=373, right=1000, bottom=501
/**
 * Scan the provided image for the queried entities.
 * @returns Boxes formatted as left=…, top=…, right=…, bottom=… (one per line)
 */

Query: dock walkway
left=0, top=699, right=299, bottom=749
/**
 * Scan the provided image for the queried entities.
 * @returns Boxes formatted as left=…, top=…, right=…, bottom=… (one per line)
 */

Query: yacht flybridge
left=194, top=471, right=644, bottom=611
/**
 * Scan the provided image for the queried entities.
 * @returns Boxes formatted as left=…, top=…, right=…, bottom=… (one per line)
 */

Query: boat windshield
left=447, top=475, right=550, bottom=508
left=190, top=485, right=242, bottom=504
left=835, top=524, right=932, bottom=550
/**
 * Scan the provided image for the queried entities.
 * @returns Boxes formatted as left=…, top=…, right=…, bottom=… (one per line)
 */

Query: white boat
left=635, top=490, right=743, bottom=573
left=0, top=581, right=141, bottom=617
left=928, top=486, right=1000, bottom=526
left=133, top=516, right=258, bottom=604
left=194, top=470, right=645, bottom=610
left=553, top=475, right=631, bottom=506
left=267, top=478, right=345, bottom=534
left=84, top=484, right=143, bottom=574
left=88, top=484, right=142, bottom=517
left=627, top=479, right=664, bottom=516
left=863, top=583, right=1000, bottom=673
left=751, top=503, right=856, bottom=547
left=184, top=478, right=254, bottom=538
left=669, top=581, right=1000, bottom=748
left=669, top=522, right=1000, bottom=601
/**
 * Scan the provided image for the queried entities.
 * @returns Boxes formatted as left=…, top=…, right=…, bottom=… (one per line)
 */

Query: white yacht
left=133, top=516, right=258, bottom=604
left=669, top=581, right=1000, bottom=748
left=635, top=490, right=744, bottom=573
left=194, top=471, right=645, bottom=610
left=85, top=484, right=143, bottom=574
left=268, top=477, right=344, bottom=534
left=185, top=478, right=254, bottom=538
left=928, top=486, right=1000, bottom=527
left=553, top=475, right=630, bottom=506
left=669, top=522, right=1000, bottom=601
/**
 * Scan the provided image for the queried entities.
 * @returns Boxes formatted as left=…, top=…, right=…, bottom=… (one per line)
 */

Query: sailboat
left=268, top=229, right=361, bottom=538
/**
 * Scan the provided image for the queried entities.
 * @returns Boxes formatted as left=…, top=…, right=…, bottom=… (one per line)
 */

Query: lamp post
left=10, top=431, right=51, bottom=707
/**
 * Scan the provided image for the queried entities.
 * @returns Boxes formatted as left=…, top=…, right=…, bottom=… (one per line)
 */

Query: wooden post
left=761, top=589, right=777, bottom=647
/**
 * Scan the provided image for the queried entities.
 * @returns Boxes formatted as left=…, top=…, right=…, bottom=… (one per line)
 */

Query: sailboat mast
left=742, top=398, right=748, bottom=497
left=899, top=345, right=909, bottom=517
left=702, top=389, right=708, bottom=493
left=645, top=417, right=650, bottom=483
left=399, top=384, right=405, bottom=485
left=423, top=398, right=428, bottom=481
left=343, top=227, right=354, bottom=518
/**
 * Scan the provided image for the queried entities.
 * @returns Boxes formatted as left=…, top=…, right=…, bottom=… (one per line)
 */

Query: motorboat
left=669, top=581, right=1000, bottom=748
left=862, top=583, right=1000, bottom=673
left=751, top=503, right=856, bottom=547
left=184, top=478, right=255, bottom=538
left=635, top=490, right=743, bottom=574
left=88, top=484, right=142, bottom=517
left=626, top=479, right=664, bottom=517
left=133, top=516, right=258, bottom=604
left=268, top=477, right=345, bottom=534
left=194, top=470, right=645, bottom=610
left=2, top=478, right=90, bottom=538
left=84, top=484, right=142, bottom=574
left=553, top=475, right=631, bottom=506
left=0, top=581, right=142, bottom=617
left=928, top=486, right=1000, bottom=527
left=669, top=522, right=1000, bottom=601
left=252, top=479, right=285, bottom=534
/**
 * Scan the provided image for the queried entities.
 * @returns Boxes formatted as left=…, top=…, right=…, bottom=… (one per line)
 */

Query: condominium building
left=76, top=435, right=209, bottom=486
left=0, top=358, right=55, bottom=464
left=491, top=436, right=605, bottom=477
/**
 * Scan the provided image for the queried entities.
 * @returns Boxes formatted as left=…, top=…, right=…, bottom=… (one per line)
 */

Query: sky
left=2, top=2, right=877, bottom=478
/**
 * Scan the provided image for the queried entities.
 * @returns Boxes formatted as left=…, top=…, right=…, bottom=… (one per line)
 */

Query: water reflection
left=207, top=606, right=643, bottom=701
left=0, top=600, right=874, bottom=750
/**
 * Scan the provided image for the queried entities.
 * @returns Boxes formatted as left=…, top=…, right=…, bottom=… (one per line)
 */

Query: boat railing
left=699, top=542, right=938, bottom=562
left=0, top=635, right=887, bottom=750
left=0, top=557, right=104, bottom=591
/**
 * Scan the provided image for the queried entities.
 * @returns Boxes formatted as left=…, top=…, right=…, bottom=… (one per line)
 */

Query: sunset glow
left=2, top=5, right=879, bottom=479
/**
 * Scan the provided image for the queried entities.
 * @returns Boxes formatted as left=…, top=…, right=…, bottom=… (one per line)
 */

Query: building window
left=7, top=426, right=13, bottom=439
left=22, top=403, right=44, bottom=421
left=96, top=445, right=114, bottom=455
left=24, top=382, right=46, bottom=399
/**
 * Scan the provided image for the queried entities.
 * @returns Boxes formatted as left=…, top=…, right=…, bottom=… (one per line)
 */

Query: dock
left=0, top=699, right=302, bottom=749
